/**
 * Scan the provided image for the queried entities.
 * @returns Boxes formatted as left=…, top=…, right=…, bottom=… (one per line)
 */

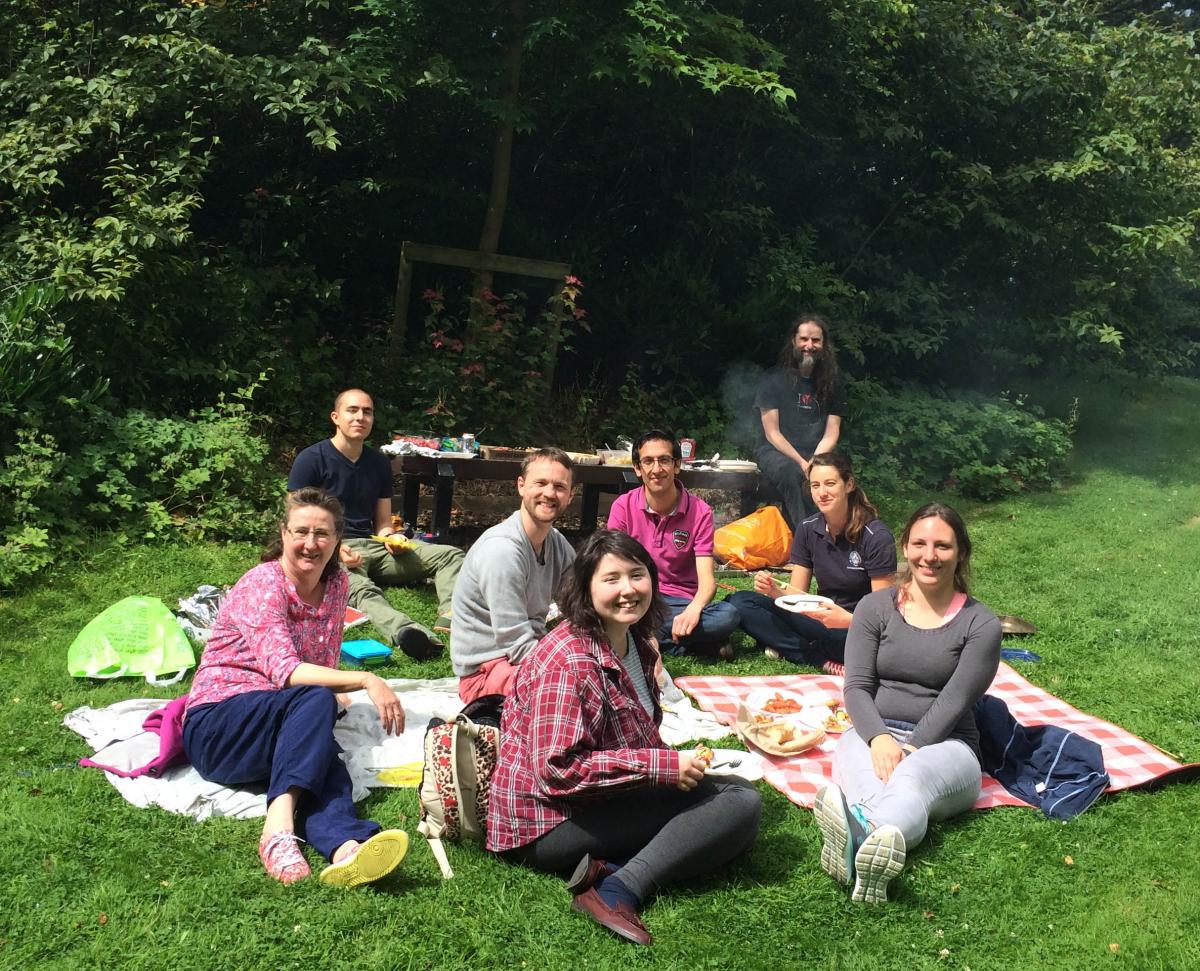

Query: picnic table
left=390, top=455, right=761, bottom=536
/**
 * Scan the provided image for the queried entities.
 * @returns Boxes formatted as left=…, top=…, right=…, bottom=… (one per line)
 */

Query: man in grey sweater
left=452, top=448, right=576, bottom=703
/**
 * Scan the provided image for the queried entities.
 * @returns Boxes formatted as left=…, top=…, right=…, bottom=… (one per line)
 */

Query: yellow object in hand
left=371, top=533, right=413, bottom=551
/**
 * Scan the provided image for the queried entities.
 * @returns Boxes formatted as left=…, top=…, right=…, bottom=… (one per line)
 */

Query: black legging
left=754, top=445, right=817, bottom=529
left=502, top=776, right=762, bottom=901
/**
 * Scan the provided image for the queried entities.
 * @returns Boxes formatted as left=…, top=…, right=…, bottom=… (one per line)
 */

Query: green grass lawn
left=2, top=378, right=1199, bottom=970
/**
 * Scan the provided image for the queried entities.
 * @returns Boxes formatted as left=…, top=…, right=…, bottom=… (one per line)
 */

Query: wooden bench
left=390, top=455, right=761, bottom=536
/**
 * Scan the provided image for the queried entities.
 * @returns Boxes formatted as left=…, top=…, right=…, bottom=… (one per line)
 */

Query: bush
left=0, top=394, right=281, bottom=588
left=368, top=280, right=589, bottom=444
left=847, top=379, right=1074, bottom=499
left=0, top=286, right=282, bottom=587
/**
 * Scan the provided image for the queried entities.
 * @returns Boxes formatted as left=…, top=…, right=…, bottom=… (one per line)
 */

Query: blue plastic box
left=341, top=638, right=393, bottom=667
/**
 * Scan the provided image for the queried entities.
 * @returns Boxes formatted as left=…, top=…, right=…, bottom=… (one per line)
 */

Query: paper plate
left=746, top=687, right=810, bottom=721
left=775, top=593, right=835, bottom=614
left=715, top=460, right=758, bottom=472
left=704, top=748, right=765, bottom=782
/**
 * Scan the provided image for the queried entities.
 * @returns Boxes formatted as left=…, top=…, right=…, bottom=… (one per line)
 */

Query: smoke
left=720, top=361, right=766, bottom=455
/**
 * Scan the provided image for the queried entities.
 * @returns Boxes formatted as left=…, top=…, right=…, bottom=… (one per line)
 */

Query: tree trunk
left=475, top=0, right=525, bottom=299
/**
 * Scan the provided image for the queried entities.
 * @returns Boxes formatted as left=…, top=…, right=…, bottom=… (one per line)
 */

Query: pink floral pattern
left=186, top=560, right=349, bottom=712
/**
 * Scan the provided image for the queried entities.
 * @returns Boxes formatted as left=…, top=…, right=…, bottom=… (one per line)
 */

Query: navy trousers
left=728, top=590, right=847, bottom=665
left=658, top=594, right=741, bottom=656
left=183, top=685, right=379, bottom=860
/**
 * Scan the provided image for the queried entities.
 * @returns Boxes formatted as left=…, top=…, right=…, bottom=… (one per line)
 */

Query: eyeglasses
left=286, top=526, right=335, bottom=543
left=638, top=456, right=677, bottom=469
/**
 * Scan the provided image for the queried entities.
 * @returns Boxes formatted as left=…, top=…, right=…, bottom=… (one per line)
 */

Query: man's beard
left=793, top=346, right=822, bottom=377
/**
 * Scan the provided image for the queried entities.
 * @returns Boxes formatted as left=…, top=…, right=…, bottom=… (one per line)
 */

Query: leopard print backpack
left=417, top=710, right=501, bottom=879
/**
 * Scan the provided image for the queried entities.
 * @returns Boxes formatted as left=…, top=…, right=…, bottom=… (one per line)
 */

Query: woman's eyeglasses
left=286, top=526, right=335, bottom=543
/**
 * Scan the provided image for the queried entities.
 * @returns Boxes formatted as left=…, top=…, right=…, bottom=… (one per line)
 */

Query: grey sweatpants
left=502, top=776, right=762, bottom=902
left=833, top=727, right=981, bottom=848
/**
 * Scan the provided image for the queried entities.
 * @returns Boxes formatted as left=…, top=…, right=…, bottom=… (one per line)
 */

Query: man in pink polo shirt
left=607, top=430, right=740, bottom=658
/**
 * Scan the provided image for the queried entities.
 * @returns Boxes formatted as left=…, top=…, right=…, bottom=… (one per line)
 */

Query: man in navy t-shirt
left=288, top=389, right=463, bottom=659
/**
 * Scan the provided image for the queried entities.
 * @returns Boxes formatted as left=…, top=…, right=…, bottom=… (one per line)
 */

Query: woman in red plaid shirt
left=487, top=529, right=762, bottom=946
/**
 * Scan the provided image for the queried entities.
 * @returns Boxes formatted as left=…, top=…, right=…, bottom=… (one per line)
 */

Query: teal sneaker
left=814, top=783, right=869, bottom=886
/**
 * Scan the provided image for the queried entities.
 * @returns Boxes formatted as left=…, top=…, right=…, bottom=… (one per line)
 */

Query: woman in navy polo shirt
left=729, top=452, right=896, bottom=674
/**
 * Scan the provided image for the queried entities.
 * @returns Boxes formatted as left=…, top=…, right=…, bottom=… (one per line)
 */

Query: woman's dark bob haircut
left=557, top=529, right=666, bottom=647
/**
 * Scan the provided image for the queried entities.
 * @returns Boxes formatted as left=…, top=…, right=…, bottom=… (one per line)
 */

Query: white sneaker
left=851, top=825, right=906, bottom=904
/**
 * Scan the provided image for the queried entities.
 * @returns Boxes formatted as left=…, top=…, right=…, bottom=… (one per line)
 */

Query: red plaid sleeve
left=528, top=662, right=680, bottom=799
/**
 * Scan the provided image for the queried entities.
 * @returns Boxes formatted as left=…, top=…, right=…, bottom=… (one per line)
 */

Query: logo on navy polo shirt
left=672, top=529, right=689, bottom=550
left=848, top=550, right=864, bottom=571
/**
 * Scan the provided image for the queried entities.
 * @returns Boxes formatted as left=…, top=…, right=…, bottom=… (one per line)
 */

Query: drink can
left=679, top=438, right=696, bottom=464
left=461, top=433, right=476, bottom=454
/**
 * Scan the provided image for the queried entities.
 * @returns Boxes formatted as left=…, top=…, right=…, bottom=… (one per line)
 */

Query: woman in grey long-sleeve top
left=813, top=502, right=1001, bottom=905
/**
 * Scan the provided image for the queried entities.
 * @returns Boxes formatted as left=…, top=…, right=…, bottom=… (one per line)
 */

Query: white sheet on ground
left=65, top=675, right=724, bottom=820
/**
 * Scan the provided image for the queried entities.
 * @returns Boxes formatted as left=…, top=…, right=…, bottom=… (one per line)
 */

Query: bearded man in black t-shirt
left=753, top=313, right=847, bottom=529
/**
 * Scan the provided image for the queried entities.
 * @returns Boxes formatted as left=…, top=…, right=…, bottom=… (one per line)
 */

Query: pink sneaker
left=822, top=660, right=845, bottom=678
left=258, top=831, right=311, bottom=884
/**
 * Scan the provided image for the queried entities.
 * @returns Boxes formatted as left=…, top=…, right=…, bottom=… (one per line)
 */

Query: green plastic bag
left=67, top=596, right=196, bottom=686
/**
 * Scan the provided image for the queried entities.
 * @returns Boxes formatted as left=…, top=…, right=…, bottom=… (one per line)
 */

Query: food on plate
left=752, top=719, right=824, bottom=754
left=742, top=712, right=825, bottom=755
left=823, top=699, right=853, bottom=732
left=761, top=692, right=804, bottom=715
left=694, top=744, right=714, bottom=767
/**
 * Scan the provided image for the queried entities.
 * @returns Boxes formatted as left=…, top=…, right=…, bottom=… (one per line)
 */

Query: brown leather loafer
left=570, top=888, right=651, bottom=945
left=566, top=854, right=614, bottom=895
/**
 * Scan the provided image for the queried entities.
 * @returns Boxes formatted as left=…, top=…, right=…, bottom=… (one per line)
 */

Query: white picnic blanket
left=65, top=674, right=724, bottom=821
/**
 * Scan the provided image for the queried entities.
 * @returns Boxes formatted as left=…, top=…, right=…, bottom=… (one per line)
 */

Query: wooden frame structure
left=392, top=240, right=570, bottom=337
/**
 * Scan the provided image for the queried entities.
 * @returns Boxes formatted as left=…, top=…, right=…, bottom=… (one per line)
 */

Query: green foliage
left=0, top=285, right=280, bottom=588
left=0, top=284, right=108, bottom=427
left=2, top=0, right=1199, bottom=470
left=381, top=278, right=589, bottom=442
left=848, top=379, right=1074, bottom=500
left=0, top=381, right=280, bottom=588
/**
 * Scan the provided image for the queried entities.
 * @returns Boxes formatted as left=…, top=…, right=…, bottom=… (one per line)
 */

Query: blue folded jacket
left=973, top=694, right=1110, bottom=821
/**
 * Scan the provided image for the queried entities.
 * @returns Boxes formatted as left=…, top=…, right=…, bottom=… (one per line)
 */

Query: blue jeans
left=658, top=595, right=741, bottom=656
left=727, top=590, right=847, bottom=665
left=183, top=685, right=380, bottom=860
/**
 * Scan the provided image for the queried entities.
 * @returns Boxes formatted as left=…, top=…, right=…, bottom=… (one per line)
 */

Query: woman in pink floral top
left=183, top=487, right=408, bottom=887
left=489, top=530, right=762, bottom=946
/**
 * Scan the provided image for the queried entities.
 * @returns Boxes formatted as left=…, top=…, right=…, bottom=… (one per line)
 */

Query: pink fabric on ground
left=80, top=695, right=190, bottom=779
left=458, top=655, right=520, bottom=704
left=676, top=662, right=1196, bottom=811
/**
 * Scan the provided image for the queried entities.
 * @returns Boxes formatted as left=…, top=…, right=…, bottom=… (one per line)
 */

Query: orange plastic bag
left=714, top=506, right=793, bottom=570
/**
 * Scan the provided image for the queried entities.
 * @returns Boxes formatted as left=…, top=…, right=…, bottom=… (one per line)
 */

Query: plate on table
left=775, top=593, right=835, bottom=614
left=714, top=459, right=758, bottom=472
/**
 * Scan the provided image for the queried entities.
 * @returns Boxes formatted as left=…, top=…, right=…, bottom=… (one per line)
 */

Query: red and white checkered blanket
left=676, top=662, right=1193, bottom=811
